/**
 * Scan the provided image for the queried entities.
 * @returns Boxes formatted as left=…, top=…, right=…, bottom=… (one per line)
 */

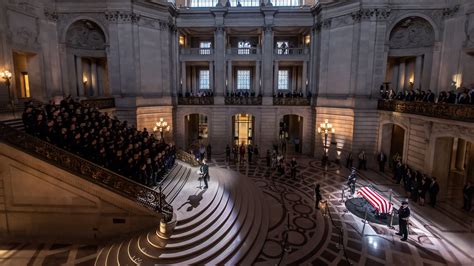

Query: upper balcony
left=274, top=47, right=309, bottom=61
left=226, top=47, right=261, bottom=61
left=180, top=48, right=214, bottom=61
left=377, top=99, right=474, bottom=123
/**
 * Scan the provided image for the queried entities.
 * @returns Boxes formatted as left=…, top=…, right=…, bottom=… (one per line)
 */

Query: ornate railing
left=0, top=122, right=173, bottom=222
left=178, top=96, right=214, bottom=105
left=273, top=97, right=311, bottom=106
left=176, top=149, right=200, bottom=167
left=275, top=47, right=308, bottom=55
left=225, top=96, right=262, bottom=105
left=377, top=99, right=474, bottom=123
left=180, top=48, right=213, bottom=55
left=228, top=47, right=259, bottom=55
left=80, top=97, right=115, bottom=109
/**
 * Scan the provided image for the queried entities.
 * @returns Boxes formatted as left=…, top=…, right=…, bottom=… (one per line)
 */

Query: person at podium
left=200, top=159, right=210, bottom=189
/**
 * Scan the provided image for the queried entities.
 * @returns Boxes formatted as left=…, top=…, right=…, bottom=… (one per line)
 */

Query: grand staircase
left=0, top=118, right=269, bottom=265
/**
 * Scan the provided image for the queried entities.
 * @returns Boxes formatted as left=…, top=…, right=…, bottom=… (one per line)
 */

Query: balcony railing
left=273, top=97, right=311, bottom=106
left=377, top=99, right=474, bottom=122
left=274, top=47, right=307, bottom=55
left=178, top=96, right=214, bottom=105
left=80, top=97, right=115, bottom=109
left=225, top=96, right=262, bottom=105
left=180, top=48, right=213, bottom=55
left=0, top=121, right=174, bottom=222
left=228, top=47, right=259, bottom=55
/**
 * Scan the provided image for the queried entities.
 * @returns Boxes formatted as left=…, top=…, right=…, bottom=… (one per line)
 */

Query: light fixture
left=1, top=70, right=15, bottom=117
left=305, top=35, right=310, bottom=45
left=153, top=117, right=171, bottom=143
left=83, top=76, right=88, bottom=85
left=179, top=35, right=185, bottom=46
left=318, top=119, right=335, bottom=165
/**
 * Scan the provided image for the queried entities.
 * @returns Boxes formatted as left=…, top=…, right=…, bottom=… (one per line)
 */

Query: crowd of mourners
left=380, top=85, right=474, bottom=105
left=179, top=90, right=214, bottom=98
left=274, top=91, right=312, bottom=99
left=21, top=96, right=176, bottom=187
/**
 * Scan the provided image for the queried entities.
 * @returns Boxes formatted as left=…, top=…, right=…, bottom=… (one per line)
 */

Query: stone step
left=160, top=164, right=183, bottom=191
left=94, top=245, right=112, bottom=266
left=165, top=166, right=192, bottom=204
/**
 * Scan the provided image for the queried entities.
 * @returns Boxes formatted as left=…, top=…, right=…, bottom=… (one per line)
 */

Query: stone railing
left=377, top=99, right=474, bottom=123
left=225, top=96, right=262, bottom=105
left=178, top=96, right=214, bottom=105
left=80, top=97, right=115, bottom=109
left=0, top=122, right=173, bottom=222
left=180, top=48, right=213, bottom=55
left=273, top=97, right=311, bottom=106
left=176, top=149, right=200, bottom=167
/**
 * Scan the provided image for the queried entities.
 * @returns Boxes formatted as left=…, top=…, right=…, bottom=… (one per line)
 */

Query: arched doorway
left=232, top=114, right=255, bottom=146
left=432, top=137, right=474, bottom=203
left=66, top=19, right=109, bottom=97
left=381, top=123, right=406, bottom=161
left=184, top=114, right=208, bottom=149
left=281, top=114, right=303, bottom=153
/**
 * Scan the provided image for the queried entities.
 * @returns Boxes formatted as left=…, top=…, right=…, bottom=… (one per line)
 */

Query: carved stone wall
left=66, top=20, right=106, bottom=50
left=389, top=17, right=435, bottom=49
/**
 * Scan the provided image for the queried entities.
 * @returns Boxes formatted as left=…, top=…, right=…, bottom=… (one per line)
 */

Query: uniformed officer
left=200, top=159, right=210, bottom=189
left=396, top=200, right=411, bottom=241
left=347, top=168, right=357, bottom=195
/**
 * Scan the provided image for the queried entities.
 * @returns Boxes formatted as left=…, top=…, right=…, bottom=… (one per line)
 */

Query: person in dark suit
left=290, top=158, right=297, bottom=179
left=377, top=152, right=387, bottom=172
left=429, top=177, right=440, bottom=207
left=396, top=201, right=411, bottom=241
left=346, top=152, right=353, bottom=169
left=200, top=159, right=210, bottom=189
left=315, top=184, right=322, bottom=209
left=347, top=168, right=357, bottom=195
left=462, top=182, right=473, bottom=211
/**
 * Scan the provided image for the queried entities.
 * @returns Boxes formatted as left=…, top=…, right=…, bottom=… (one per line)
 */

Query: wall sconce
left=179, top=35, right=185, bottom=46
left=1, top=70, right=15, bottom=116
left=305, top=35, right=310, bottom=45
left=408, top=77, right=414, bottom=88
left=83, top=76, right=88, bottom=86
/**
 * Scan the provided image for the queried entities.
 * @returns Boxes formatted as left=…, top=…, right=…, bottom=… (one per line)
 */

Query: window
left=200, top=41, right=212, bottom=55
left=278, top=70, right=289, bottom=90
left=238, top=41, right=252, bottom=55
left=273, top=0, right=300, bottom=6
left=190, top=0, right=217, bottom=7
left=237, top=70, right=251, bottom=90
left=199, top=70, right=210, bottom=90
left=276, top=41, right=289, bottom=55
left=231, top=0, right=259, bottom=6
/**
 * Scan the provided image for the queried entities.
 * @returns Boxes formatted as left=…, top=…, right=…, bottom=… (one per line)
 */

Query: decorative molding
left=66, top=20, right=106, bottom=50
left=44, top=8, right=58, bottom=22
left=9, top=26, right=38, bottom=47
left=389, top=17, right=435, bottom=49
left=351, top=8, right=392, bottom=22
left=443, top=5, right=460, bottom=18
left=264, top=25, right=273, bottom=33
left=105, top=11, right=140, bottom=23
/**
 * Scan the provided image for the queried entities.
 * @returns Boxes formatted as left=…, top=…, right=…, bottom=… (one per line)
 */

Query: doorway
left=281, top=114, right=303, bottom=153
left=232, top=114, right=254, bottom=146
left=184, top=114, right=208, bottom=149
left=381, top=123, right=405, bottom=161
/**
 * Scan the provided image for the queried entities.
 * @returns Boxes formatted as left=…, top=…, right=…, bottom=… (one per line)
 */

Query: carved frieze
left=44, top=9, right=58, bottom=22
left=105, top=11, right=140, bottom=23
left=9, top=26, right=38, bottom=47
left=389, top=17, right=435, bottom=49
left=66, top=20, right=106, bottom=50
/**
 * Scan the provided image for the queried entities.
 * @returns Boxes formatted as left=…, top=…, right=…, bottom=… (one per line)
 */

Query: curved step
left=166, top=167, right=191, bottom=204
left=161, top=164, right=184, bottom=192
left=94, top=245, right=111, bottom=266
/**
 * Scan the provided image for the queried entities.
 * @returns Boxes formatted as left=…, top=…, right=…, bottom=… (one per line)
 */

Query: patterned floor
left=1, top=155, right=472, bottom=265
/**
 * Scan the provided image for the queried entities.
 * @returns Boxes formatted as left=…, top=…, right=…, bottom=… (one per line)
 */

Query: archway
left=232, top=114, right=255, bottom=146
left=432, top=137, right=474, bottom=203
left=381, top=123, right=406, bottom=162
left=184, top=114, right=208, bottom=149
left=66, top=19, right=109, bottom=97
left=384, top=16, right=435, bottom=92
left=280, top=114, right=303, bottom=153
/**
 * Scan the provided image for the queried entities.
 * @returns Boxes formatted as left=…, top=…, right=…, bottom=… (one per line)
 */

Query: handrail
left=377, top=99, right=474, bottom=122
left=176, top=149, right=200, bottom=167
left=180, top=48, right=213, bottom=55
left=228, top=47, right=259, bottom=55
left=0, top=121, right=174, bottom=222
left=225, top=96, right=262, bottom=105
left=274, top=47, right=307, bottom=55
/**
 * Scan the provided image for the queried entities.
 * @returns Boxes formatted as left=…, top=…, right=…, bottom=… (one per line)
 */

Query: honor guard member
left=200, top=159, right=210, bottom=189
left=347, top=168, right=357, bottom=195
left=396, top=200, right=411, bottom=241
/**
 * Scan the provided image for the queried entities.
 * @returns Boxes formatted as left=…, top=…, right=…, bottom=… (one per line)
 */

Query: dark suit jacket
left=200, top=164, right=209, bottom=180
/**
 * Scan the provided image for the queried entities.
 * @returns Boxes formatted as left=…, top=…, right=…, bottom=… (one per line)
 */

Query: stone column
left=291, top=67, right=297, bottom=92
left=414, top=55, right=423, bottom=90
left=255, top=61, right=260, bottom=95
left=97, top=63, right=104, bottom=96
left=302, top=61, right=307, bottom=94
left=181, top=62, right=186, bottom=93
left=91, top=60, right=97, bottom=97
left=209, top=61, right=214, bottom=91
left=273, top=60, right=279, bottom=94
left=391, top=63, right=399, bottom=91
left=214, top=27, right=225, bottom=96
left=75, top=56, right=83, bottom=96
left=227, top=60, right=232, bottom=92
left=262, top=26, right=274, bottom=96
left=398, top=59, right=406, bottom=91
left=456, top=138, right=467, bottom=170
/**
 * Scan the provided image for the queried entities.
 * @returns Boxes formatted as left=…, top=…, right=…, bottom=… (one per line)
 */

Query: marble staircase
left=95, top=165, right=269, bottom=265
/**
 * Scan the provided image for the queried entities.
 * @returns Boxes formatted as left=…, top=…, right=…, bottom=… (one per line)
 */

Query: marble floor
left=0, top=154, right=473, bottom=265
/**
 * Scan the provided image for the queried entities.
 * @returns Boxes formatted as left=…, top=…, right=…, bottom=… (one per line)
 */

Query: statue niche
left=66, top=20, right=106, bottom=50
left=389, top=17, right=435, bottom=49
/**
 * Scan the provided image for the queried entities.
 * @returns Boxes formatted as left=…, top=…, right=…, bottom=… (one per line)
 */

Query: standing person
left=315, top=184, right=322, bottom=209
left=200, top=159, right=210, bottom=189
left=428, top=177, right=440, bottom=207
left=225, top=144, right=231, bottom=163
left=462, top=182, right=473, bottom=211
left=281, top=139, right=287, bottom=154
left=294, top=138, right=300, bottom=153
left=396, top=201, right=411, bottom=241
left=347, top=168, right=357, bottom=195
left=232, top=145, right=238, bottom=163
left=254, top=145, right=259, bottom=162
left=358, top=150, right=367, bottom=170
left=266, top=150, right=271, bottom=167
left=346, top=152, right=353, bottom=169
left=239, top=143, right=246, bottom=162
left=247, top=144, right=253, bottom=163
left=377, top=152, right=387, bottom=172
left=290, top=158, right=297, bottom=179
left=206, top=144, right=212, bottom=160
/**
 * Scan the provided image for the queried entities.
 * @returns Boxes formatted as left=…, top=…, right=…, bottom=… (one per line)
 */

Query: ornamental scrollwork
left=389, top=17, right=435, bottom=49
left=105, top=11, right=140, bottom=23
left=66, top=20, right=106, bottom=50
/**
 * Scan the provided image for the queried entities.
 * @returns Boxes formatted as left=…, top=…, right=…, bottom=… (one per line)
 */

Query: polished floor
left=0, top=155, right=473, bottom=265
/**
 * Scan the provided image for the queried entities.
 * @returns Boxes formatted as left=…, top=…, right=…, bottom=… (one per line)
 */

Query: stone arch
left=62, top=17, right=108, bottom=45
left=388, top=16, right=436, bottom=49
left=183, top=113, right=211, bottom=149
left=65, top=19, right=107, bottom=50
left=387, top=14, right=439, bottom=45
left=377, top=120, right=409, bottom=163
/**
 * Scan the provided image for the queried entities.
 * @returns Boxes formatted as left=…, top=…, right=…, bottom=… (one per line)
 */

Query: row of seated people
left=381, top=87, right=474, bottom=104
left=21, top=96, right=175, bottom=187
